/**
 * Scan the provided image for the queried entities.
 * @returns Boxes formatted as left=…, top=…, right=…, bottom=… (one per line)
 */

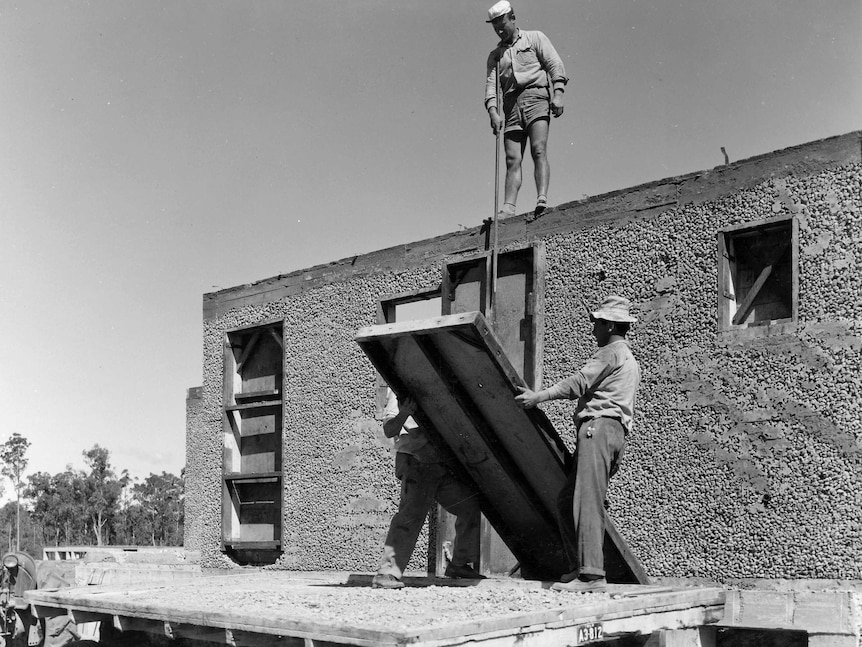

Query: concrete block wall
left=538, top=160, right=862, bottom=580
left=185, top=132, right=862, bottom=584
left=183, top=386, right=206, bottom=554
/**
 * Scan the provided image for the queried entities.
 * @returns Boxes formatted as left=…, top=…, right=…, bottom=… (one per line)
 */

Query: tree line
left=0, top=434, right=184, bottom=557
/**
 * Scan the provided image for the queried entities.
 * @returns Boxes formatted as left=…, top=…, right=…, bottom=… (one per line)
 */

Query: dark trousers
left=556, top=417, right=626, bottom=578
left=377, top=453, right=481, bottom=578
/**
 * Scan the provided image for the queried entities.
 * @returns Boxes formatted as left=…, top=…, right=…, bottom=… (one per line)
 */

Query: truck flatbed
left=27, top=572, right=724, bottom=646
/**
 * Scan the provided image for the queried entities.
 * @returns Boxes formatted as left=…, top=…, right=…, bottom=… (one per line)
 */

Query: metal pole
left=489, top=61, right=502, bottom=324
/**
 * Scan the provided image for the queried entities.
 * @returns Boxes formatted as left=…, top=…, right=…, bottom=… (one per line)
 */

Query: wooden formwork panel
left=355, top=311, right=647, bottom=583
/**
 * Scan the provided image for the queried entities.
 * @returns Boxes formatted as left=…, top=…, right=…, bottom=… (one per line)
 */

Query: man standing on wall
left=485, top=0, right=567, bottom=217
left=514, top=296, right=640, bottom=590
left=372, top=388, right=484, bottom=589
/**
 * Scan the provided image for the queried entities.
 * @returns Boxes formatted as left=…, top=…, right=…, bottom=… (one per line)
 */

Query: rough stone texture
left=186, top=132, right=862, bottom=584
left=183, top=387, right=205, bottom=553
left=540, top=161, right=862, bottom=581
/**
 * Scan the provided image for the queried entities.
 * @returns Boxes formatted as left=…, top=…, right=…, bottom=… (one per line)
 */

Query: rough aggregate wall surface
left=196, top=332, right=238, bottom=569
left=539, top=163, right=862, bottom=581
left=183, top=387, right=206, bottom=552
left=195, top=265, right=443, bottom=571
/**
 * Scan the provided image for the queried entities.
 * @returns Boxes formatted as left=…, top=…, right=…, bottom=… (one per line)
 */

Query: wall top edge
left=203, top=130, right=861, bottom=320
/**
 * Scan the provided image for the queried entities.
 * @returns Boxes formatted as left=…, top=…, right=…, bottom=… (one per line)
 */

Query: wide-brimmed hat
left=590, top=295, right=637, bottom=323
left=486, top=0, right=513, bottom=22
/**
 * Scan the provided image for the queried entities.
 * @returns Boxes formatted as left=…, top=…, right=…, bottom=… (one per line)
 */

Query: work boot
left=559, top=569, right=579, bottom=583
left=372, top=573, right=405, bottom=589
left=551, top=576, right=607, bottom=592
left=444, top=562, right=486, bottom=579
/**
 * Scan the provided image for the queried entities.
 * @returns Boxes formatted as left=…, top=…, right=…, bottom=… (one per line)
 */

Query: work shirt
left=382, top=388, right=440, bottom=462
left=485, top=28, right=568, bottom=111
left=544, top=340, right=640, bottom=433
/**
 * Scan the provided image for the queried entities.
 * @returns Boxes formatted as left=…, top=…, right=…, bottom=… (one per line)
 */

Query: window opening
left=439, top=244, right=545, bottom=578
left=376, top=289, right=441, bottom=407
left=718, top=217, right=797, bottom=330
left=222, top=322, right=283, bottom=565
left=393, top=297, right=442, bottom=323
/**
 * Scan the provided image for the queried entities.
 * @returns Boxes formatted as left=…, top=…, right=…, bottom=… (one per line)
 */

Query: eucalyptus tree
left=1, top=433, right=31, bottom=550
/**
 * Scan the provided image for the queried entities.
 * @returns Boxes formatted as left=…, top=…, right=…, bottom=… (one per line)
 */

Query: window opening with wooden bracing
left=718, top=217, right=797, bottom=330
left=439, top=244, right=544, bottom=578
left=222, top=322, right=283, bottom=565
left=376, top=289, right=442, bottom=412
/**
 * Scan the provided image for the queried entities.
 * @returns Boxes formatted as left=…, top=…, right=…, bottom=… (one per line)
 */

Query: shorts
left=502, top=86, right=551, bottom=134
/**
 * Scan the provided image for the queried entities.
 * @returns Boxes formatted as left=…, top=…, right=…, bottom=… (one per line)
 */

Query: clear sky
left=1, top=0, right=860, bottom=489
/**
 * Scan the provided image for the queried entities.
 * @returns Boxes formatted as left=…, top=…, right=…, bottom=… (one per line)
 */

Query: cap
left=590, top=295, right=637, bottom=323
left=486, top=0, right=512, bottom=22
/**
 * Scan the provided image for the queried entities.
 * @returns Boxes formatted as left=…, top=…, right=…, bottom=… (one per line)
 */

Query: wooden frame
left=717, top=216, right=798, bottom=331
left=441, top=242, right=546, bottom=391
left=439, top=243, right=547, bottom=576
left=377, top=287, right=443, bottom=324
left=222, top=322, right=284, bottom=563
left=376, top=287, right=442, bottom=412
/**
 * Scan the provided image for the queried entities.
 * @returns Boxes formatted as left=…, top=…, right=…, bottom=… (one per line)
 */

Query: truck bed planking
left=26, top=572, right=725, bottom=646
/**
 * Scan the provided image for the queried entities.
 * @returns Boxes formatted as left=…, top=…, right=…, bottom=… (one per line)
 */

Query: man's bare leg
left=528, top=118, right=550, bottom=209
left=502, top=131, right=527, bottom=214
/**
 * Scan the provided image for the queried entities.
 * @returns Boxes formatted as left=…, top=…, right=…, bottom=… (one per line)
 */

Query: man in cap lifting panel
left=515, top=296, right=641, bottom=590
left=485, top=0, right=568, bottom=217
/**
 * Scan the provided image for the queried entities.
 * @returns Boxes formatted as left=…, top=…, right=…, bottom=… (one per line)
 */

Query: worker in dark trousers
left=485, top=0, right=567, bottom=217
left=515, top=296, right=640, bottom=590
left=372, top=388, right=484, bottom=589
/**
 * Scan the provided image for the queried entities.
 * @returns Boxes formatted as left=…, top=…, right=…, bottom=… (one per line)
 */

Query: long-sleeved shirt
left=545, top=340, right=640, bottom=433
left=485, top=28, right=568, bottom=111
